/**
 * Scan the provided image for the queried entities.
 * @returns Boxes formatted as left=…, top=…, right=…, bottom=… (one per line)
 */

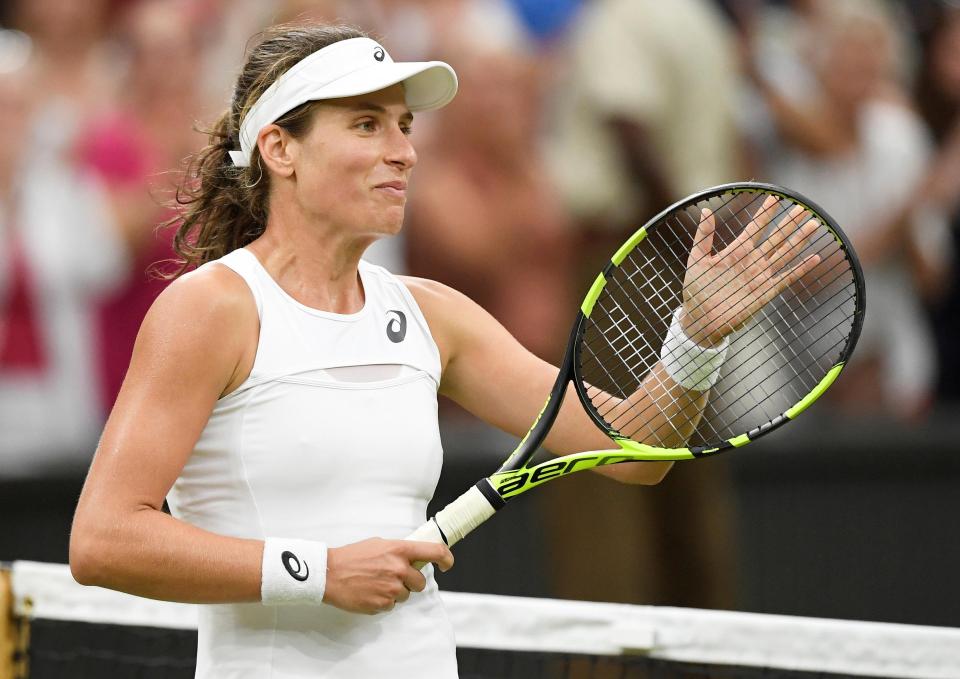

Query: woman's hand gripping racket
left=407, top=182, right=865, bottom=563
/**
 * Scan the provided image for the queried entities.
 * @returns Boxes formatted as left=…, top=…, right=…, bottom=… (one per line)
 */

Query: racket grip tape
left=406, top=480, right=503, bottom=569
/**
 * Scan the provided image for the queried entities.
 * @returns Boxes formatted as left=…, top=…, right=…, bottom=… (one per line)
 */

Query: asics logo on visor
left=374, top=46, right=385, bottom=62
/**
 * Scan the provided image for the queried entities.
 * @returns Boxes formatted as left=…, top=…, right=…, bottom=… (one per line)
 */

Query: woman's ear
left=257, top=124, right=296, bottom=178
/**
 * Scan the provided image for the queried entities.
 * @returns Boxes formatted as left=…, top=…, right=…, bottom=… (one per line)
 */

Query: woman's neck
left=246, top=218, right=371, bottom=314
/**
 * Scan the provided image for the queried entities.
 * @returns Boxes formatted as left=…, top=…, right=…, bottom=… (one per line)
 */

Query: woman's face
left=283, top=83, right=417, bottom=238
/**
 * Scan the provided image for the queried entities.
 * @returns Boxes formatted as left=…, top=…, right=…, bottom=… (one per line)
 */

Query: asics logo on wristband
left=281, top=551, right=310, bottom=581
left=386, top=310, right=407, bottom=343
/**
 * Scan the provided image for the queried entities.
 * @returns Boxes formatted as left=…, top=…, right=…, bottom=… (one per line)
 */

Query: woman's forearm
left=70, top=506, right=263, bottom=604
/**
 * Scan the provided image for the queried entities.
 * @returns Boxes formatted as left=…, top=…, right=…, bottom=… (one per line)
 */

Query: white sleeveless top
left=166, top=248, right=457, bottom=679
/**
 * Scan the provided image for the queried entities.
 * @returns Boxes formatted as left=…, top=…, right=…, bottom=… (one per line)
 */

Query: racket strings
left=698, top=300, right=856, bottom=438
left=687, top=228, right=855, bottom=404
left=699, top=198, right=855, bottom=417
left=586, top=259, right=853, bottom=445
left=595, top=228, right=855, bottom=444
left=694, top=296, right=855, bottom=422
left=577, top=190, right=858, bottom=449
left=653, top=300, right=853, bottom=445
left=577, top=201, right=789, bottom=368
left=603, top=241, right=854, bottom=444
left=579, top=198, right=798, bottom=391
left=596, top=301, right=853, bottom=445
left=579, top=212, right=720, bottom=442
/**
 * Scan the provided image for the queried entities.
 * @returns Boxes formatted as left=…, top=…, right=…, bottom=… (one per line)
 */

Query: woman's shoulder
left=397, top=276, right=467, bottom=315
left=397, top=277, right=476, bottom=371
left=120, top=260, right=260, bottom=400
left=397, top=276, right=506, bottom=351
left=148, top=261, right=258, bottom=333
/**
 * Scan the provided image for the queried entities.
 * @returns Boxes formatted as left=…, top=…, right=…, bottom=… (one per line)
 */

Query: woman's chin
left=358, top=221, right=403, bottom=244
left=374, top=212, right=405, bottom=236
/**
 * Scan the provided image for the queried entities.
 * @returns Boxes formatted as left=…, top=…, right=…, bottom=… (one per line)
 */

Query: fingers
left=680, top=195, right=826, bottom=339
left=716, top=194, right=779, bottom=261
left=747, top=194, right=781, bottom=246
left=773, top=252, right=821, bottom=294
left=373, top=562, right=420, bottom=612
left=770, top=217, right=820, bottom=271
left=381, top=543, right=447, bottom=610
left=401, top=565, right=428, bottom=595
left=324, top=538, right=455, bottom=616
left=401, top=540, right=455, bottom=573
left=761, top=205, right=808, bottom=260
left=689, top=208, right=716, bottom=265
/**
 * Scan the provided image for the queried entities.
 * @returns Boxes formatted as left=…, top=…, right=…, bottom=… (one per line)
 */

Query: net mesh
left=578, top=187, right=860, bottom=449
left=6, top=562, right=959, bottom=679
left=21, top=622, right=899, bottom=679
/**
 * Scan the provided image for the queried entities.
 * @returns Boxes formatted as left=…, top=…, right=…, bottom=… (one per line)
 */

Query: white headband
left=229, top=37, right=458, bottom=167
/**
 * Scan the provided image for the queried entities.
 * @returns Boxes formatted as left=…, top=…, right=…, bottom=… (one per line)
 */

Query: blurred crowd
left=1, top=0, right=960, bottom=604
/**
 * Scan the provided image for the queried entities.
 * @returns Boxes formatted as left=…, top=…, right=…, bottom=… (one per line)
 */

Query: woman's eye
left=401, top=125, right=413, bottom=136
left=356, top=120, right=377, bottom=131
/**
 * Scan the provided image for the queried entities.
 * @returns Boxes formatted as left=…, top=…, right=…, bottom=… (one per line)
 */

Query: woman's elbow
left=69, top=514, right=114, bottom=586
left=615, top=461, right=673, bottom=485
left=646, top=461, right=674, bottom=485
left=70, top=541, right=98, bottom=587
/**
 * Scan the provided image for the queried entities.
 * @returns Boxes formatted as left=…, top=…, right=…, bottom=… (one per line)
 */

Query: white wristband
left=659, top=308, right=729, bottom=391
left=261, top=537, right=328, bottom=606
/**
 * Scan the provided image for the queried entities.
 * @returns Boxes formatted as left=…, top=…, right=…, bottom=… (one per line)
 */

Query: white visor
left=229, top=37, right=458, bottom=167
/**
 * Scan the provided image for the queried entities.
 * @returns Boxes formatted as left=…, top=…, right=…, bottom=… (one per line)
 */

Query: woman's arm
left=70, top=265, right=451, bottom=610
left=403, top=201, right=818, bottom=487
left=70, top=265, right=265, bottom=602
left=403, top=278, right=674, bottom=485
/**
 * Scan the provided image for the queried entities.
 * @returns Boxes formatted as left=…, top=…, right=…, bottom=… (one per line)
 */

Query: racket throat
left=473, top=478, right=506, bottom=512
left=500, top=328, right=579, bottom=473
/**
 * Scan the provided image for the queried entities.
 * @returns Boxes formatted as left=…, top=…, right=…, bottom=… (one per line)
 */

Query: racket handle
left=406, top=481, right=502, bottom=569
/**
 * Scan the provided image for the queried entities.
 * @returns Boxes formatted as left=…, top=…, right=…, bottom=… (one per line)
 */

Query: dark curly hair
left=164, top=23, right=368, bottom=277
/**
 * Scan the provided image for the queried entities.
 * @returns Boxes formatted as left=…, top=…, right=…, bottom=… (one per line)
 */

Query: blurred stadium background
left=1, top=0, right=959, bottom=634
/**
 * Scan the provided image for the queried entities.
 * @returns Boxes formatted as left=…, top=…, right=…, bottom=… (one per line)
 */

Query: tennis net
left=3, top=561, right=959, bottom=678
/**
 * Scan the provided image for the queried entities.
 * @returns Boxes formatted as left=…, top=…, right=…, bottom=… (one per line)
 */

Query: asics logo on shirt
left=281, top=551, right=310, bottom=582
left=386, top=310, right=407, bottom=343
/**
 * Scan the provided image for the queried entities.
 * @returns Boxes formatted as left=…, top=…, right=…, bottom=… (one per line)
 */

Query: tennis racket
left=407, top=182, right=865, bottom=559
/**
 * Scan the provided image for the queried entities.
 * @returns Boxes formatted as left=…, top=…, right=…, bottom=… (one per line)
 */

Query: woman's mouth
left=375, top=181, right=407, bottom=199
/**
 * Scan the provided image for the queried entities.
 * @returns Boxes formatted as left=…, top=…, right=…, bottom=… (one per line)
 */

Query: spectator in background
left=78, top=0, right=205, bottom=412
left=915, top=4, right=960, bottom=402
left=0, top=31, right=127, bottom=477
left=547, top=0, right=743, bottom=277
left=541, top=0, right=743, bottom=609
left=335, top=0, right=528, bottom=62
left=745, top=0, right=952, bottom=420
left=506, top=0, right=583, bottom=44
left=11, top=0, right=113, bottom=160
left=407, top=34, right=573, bottom=361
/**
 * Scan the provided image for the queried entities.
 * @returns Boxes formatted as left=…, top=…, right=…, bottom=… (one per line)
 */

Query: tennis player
left=69, top=23, right=807, bottom=678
